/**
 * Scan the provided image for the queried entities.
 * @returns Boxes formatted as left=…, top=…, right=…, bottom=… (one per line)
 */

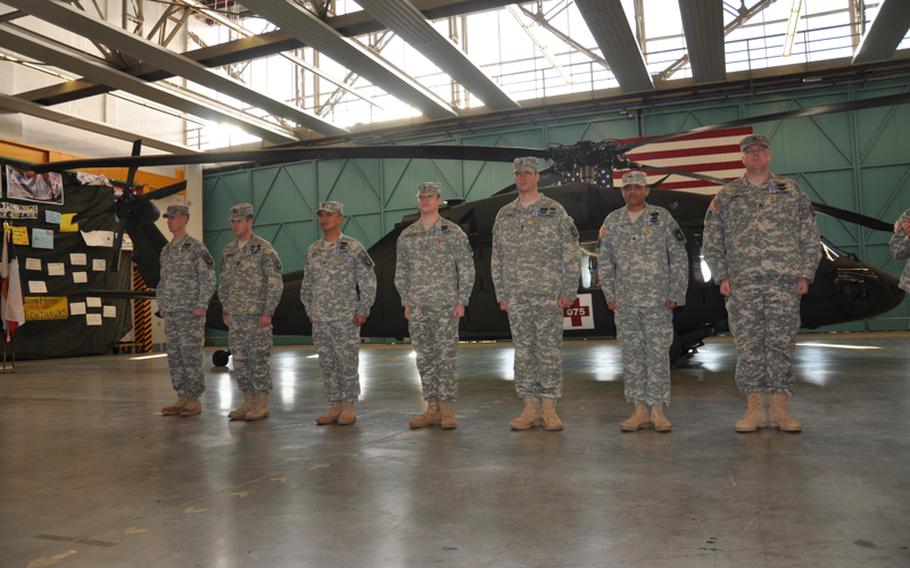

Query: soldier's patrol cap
left=740, top=134, right=770, bottom=152
left=513, top=156, right=539, bottom=174
left=416, top=181, right=441, bottom=198
left=229, top=202, right=254, bottom=220
left=317, top=201, right=344, bottom=215
left=163, top=204, right=189, bottom=218
left=621, top=171, right=648, bottom=187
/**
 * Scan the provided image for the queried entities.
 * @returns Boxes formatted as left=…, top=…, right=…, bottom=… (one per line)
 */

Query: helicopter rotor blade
left=143, top=180, right=188, bottom=201
left=30, top=145, right=550, bottom=172
left=628, top=162, right=731, bottom=186
left=811, top=202, right=894, bottom=232
left=649, top=174, right=672, bottom=190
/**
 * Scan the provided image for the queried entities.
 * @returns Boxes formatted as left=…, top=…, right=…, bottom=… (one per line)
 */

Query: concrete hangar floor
left=1, top=333, right=908, bottom=568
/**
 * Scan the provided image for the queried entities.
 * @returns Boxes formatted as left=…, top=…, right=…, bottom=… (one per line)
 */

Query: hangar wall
left=203, top=76, right=910, bottom=333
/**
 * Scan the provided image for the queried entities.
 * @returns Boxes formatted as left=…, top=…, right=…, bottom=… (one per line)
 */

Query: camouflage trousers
left=313, top=319, right=361, bottom=402
left=726, top=277, right=801, bottom=395
left=227, top=315, right=273, bottom=393
left=615, top=306, right=673, bottom=406
left=409, top=305, right=459, bottom=402
left=508, top=296, right=564, bottom=400
left=164, top=311, right=206, bottom=398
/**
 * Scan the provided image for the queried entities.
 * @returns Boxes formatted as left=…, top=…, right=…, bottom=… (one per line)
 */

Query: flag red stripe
left=627, top=144, right=742, bottom=161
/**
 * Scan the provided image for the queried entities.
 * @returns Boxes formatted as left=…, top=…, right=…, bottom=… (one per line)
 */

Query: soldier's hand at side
left=453, top=304, right=465, bottom=319
left=192, top=308, right=205, bottom=318
left=901, top=219, right=910, bottom=235
left=607, top=301, right=616, bottom=311
left=499, top=300, right=508, bottom=311
left=665, top=300, right=678, bottom=310
left=223, top=315, right=231, bottom=327
left=558, top=297, right=573, bottom=309
left=259, top=314, right=272, bottom=328
left=719, top=279, right=731, bottom=297
left=354, top=314, right=367, bottom=326
left=159, top=310, right=165, bottom=318
left=795, top=277, right=810, bottom=296
left=404, top=305, right=410, bottom=320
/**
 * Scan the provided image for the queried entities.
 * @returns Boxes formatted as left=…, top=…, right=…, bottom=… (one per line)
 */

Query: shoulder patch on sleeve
left=674, top=228, right=685, bottom=242
left=359, top=250, right=374, bottom=269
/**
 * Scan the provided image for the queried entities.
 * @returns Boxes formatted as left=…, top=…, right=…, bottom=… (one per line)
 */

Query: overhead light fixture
left=783, top=0, right=804, bottom=57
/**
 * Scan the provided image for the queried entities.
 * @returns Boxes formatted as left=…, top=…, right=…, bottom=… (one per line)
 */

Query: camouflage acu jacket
left=890, top=208, right=910, bottom=292
left=598, top=204, right=689, bottom=307
left=218, top=235, right=284, bottom=317
left=157, top=235, right=216, bottom=313
left=300, top=234, right=377, bottom=321
left=394, top=216, right=475, bottom=308
left=703, top=174, right=821, bottom=284
left=491, top=194, right=580, bottom=302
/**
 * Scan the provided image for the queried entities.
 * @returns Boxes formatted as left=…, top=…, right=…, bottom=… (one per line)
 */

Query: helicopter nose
left=834, top=265, right=905, bottom=319
left=866, top=266, right=906, bottom=317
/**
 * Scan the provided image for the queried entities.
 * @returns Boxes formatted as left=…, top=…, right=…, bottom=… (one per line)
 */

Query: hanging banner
left=5, top=165, right=64, bottom=205
left=24, top=296, right=69, bottom=321
left=0, top=202, right=39, bottom=219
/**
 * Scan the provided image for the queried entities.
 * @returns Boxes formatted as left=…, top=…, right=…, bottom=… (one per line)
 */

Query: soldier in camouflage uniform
left=395, top=182, right=475, bottom=430
left=492, top=156, right=581, bottom=431
left=890, top=209, right=910, bottom=293
left=157, top=204, right=217, bottom=417
left=218, top=203, right=284, bottom=421
left=598, top=171, right=688, bottom=433
left=300, top=201, right=377, bottom=426
left=703, top=134, right=821, bottom=433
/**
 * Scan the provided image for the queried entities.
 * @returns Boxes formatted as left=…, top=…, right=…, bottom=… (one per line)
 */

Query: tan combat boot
left=440, top=402, right=457, bottom=430
left=161, top=397, right=186, bottom=416
left=409, top=401, right=441, bottom=428
left=541, top=398, right=564, bottom=431
left=510, top=398, right=542, bottom=431
left=650, top=404, right=672, bottom=432
left=619, top=404, right=651, bottom=431
left=735, top=393, right=768, bottom=433
left=337, top=401, right=357, bottom=425
left=228, top=391, right=255, bottom=420
left=180, top=398, right=202, bottom=417
left=244, top=392, right=270, bottom=421
left=316, top=401, right=344, bottom=425
left=769, top=393, right=801, bottom=432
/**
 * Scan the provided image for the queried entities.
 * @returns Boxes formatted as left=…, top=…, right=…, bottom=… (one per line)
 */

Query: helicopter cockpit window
left=820, top=237, right=843, bottom=262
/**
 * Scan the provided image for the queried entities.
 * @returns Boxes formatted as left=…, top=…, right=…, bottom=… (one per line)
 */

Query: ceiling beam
left=0, top=24, right=298, bottom=144
left=678, top=0, right=726, bottom=83
left=853, top=0, right=910, bottom=64
left=3, top=0, right=347, bottom=137
left=575, top=0, right=654, bottom=92
left=355, top=0, right=518, bottom=110
left=242, top=0, right=457, bottom=120
left=15, top=0, right=515, bottom=108
left=0, top=92, right=196, bottom=154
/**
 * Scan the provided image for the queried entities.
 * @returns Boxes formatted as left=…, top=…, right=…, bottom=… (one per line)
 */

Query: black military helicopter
left=33, top=92, right=909, bottom=365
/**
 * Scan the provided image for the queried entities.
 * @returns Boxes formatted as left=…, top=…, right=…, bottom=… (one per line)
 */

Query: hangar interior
left=1, top=1, right=910, bottom=566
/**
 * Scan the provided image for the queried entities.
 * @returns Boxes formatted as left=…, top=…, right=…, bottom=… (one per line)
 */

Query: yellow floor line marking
left=123, top=527, right=148, bottom=535
left=183, top=506, right=207, bottom=514
left=310, top=463, right=331, bottom=470
left=269, top=476, right=288, bottom=482
left=26, top=549, right=78, bottom=567
left=229, top=491, right=249, bottom=497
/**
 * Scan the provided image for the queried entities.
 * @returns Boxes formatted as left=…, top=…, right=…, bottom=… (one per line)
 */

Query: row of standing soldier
left=155, top=134, right=910, bottom=433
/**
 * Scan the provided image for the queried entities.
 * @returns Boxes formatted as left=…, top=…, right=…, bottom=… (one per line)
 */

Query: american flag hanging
left=616, top=126, right=752, bottom=194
